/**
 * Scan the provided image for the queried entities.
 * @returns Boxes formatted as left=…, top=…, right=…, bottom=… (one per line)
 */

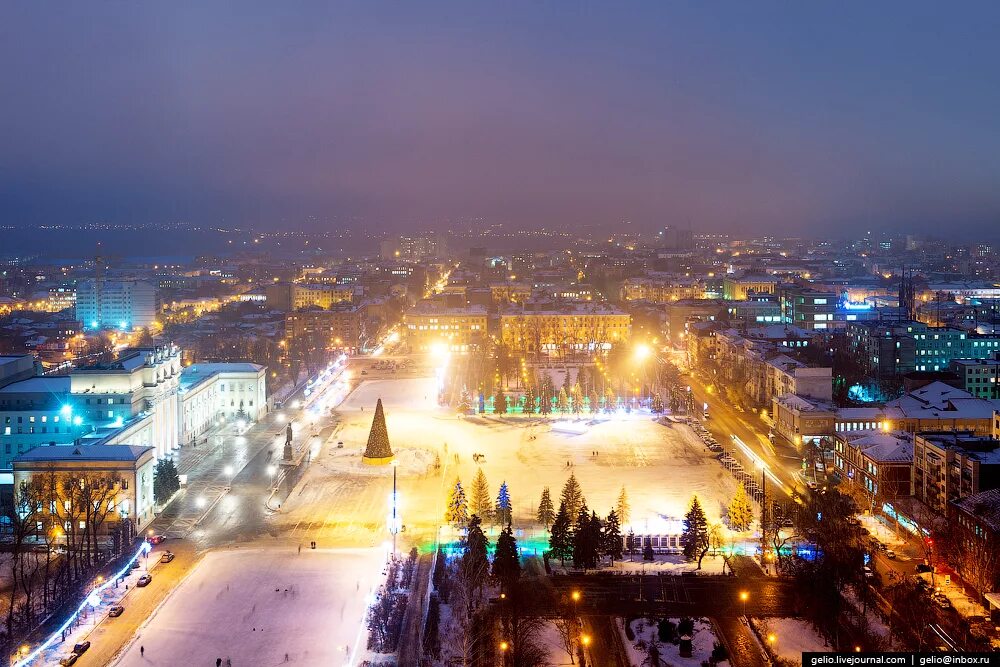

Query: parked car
left=137, top=574, right=152, bottom=587
left=148, top=534, right=166, bottom=545
left=885, top=549, right=896, bottom=559
left=108, top=605, right=125, bottom=617
left=863, top=566, right=874, bottom=578
left=160, top=551, right=175, bottom=563
left=933, top=595, right=952, bottom=610
left=130, top=559, right=141, bottom=570
left=916, top=563, right=933, bottom=573
left=73, top=641, right=91, bottom=655
left=59, top=655, right=78, bottom=666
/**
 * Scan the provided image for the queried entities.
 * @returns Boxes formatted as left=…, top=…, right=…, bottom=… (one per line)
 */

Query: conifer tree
left=491, top=523, right=521, bottom=591
left=470, top=468, right=492, bottom=521
left=495, top=389, right=508, bottom=415
left=557, top=387, right=569, bottom=413
left=603, top=509, right=623, bottom=565
left=548, top=501, right=573, bottom=565
left=588, top=390, right=599, bottom=414
left=523, top=385, right=536, bottom=414
left=681, top=495, right=710, bottom=566
left=728, top=484, right=755, bottom=532
left=495, top=481, right=513, bottom=526
left=445, top=478, right=469, bottom=528
left=651, top=393, right=664, bottom=413
left=616, top=486, right=631, bottom=527
left=537, top=487, right=555, bottom=530
left=560, top=473, right=584, bottom=519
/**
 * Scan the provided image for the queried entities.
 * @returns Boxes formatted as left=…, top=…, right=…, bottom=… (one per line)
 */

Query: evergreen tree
left=445, top=478, right=469, bottom=528
left=154, top=458, right=180, bottom=504
left=643, top=539, right=655, bottom=561
left=588, top=390, right=599, bottom=414
left=560, top=473, right=584, bottom=520
left=540, top=374, right=555, bottom=415
left=495, top=482, right=513, bottom=526
left=603, top=509, right=623, bottom=564
left=573, top=505, right=601, bottom=569
left=651, top=393, right=664, bottom=413
left=616, top=486, right=631, bottom=527
left=470, top=468, right=492, bottom=521
left=536, top=487, right=555, bottom=530
left=491, top=523, right=521, bottom=591
left=562, top=368, right=573, bottom=392
left=571, top=383, right=583, bottom=414
left=681, top=495, right=710, bottom=566
left=462, top=515, right=490, bottom=603
left=548, top=501, right=573, bottom=565
left=523, top=385, right=537, bottom=414
left=539, top=388, right=552, bottom=415
left=557, top=387, right=569, bottom=413
left=728, top=484, right=755, bottom=532
left=495, top=389, right=508, bottom=415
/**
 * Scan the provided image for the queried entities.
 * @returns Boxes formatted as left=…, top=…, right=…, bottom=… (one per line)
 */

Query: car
left=136, top=574, right=152, bottom=587
left=108, top=605, right=125, bottom=617
left=73, top=641, right=91, bottom=655
left=59, top=655, right=78, bottom=666
left=702, top=412, right=711, bottom=420
left=806, top=481, right=818, bottom=490
left=160, top=551, right=175, bottom=563
left=148, top=534, right=166, bottom=545
left=863, top=566, right=874, bottom=578
left=130, top=559, right=141, bottom=570
left=933, top=596, right=952, bottom=610
left=916, top=563, right=933, bottom=573
left=885, top=549, right=896, bottom=559
left=361, top=370, right=368, bottom=375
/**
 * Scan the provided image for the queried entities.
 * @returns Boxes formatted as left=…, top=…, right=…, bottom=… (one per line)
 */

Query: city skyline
left=3, top=2, right=1000, bottom=238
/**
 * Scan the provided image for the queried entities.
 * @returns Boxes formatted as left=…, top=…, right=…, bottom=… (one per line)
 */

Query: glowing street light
left=739, top=590, right=749, bottom=617
left=634, top=343, right=652, bottom=362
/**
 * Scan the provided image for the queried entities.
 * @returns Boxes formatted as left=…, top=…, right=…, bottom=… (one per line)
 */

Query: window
left=78, top=521, right=86, bottom=530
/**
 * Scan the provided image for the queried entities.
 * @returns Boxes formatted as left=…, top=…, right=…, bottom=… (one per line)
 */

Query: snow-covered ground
left=113, top=547, right=387, bottom=667
left=752, top=618, right=830, bottom=662
left=550, top=552, right=730, bottom=575
left=617, top=617, right=729, bottom=667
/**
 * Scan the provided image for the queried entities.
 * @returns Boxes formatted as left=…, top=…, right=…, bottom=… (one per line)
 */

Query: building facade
left=911, top=431, right=1000, bottom=514
left=76, top=279, right=157, bottom=330
left=498, top=305, right=631, bottom=355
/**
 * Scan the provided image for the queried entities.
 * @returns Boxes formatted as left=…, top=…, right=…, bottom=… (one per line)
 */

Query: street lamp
left=739, top=591, right=748, bottom=617
left=224, top=465, right=234, bottom=490
left=389, top=459, right=400, bottom=559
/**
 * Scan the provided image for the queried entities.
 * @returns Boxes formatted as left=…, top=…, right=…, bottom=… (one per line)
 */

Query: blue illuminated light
left=841, top=300, right=873, bottom=311
left=14, top=542, right=151, bottom=667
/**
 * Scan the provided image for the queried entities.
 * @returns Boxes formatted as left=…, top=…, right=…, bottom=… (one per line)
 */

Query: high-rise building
left=76, top=279, right=157, bottom=330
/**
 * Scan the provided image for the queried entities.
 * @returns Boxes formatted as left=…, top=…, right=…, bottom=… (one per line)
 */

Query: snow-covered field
left=114, top=547, right=386, bottom=667
left=617, top=617, right=729, bottom=667
left=752, top=618, right=830, bottom=662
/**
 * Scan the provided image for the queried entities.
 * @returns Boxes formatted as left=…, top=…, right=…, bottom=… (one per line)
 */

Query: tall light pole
left=390, top=459, right=400, bottom=559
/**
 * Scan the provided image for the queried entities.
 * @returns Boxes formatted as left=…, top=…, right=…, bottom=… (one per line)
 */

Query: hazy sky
left=2, top=1, right=999, bottom=237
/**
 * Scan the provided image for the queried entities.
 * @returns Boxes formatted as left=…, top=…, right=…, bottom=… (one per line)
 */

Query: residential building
left=847, top=320, right=1000, bottom=382
left=722, top=274, right=778, bottom=300
left=489, top=283, right=533, bottom=305
left=76, top=279, right=157, bottom=330
left=950, top=357, right=1000, bottom=399
left=498, top=304, right=631, bottom=355
left=949, top=488, right=1000, bottom=598
left=832, top=430, right=913, bottom=506
left=285, top=305, right=365, bottom=353
left=912, top=431, right=1000, bottom=514
left=265, top=282, right=354, bottom=311
left=663, top=299, right=725, bottom=346
left=778, top=284, right=838, bottom=330
left=404, top=303, right=487, bottom=353
left=620, top=276, right=705, bottom=303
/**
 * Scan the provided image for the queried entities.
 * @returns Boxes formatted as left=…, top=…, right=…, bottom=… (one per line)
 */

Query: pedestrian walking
left=140, top=646, right=145, bottom=658
left=298, top=544, right=302, bottom=555
left=217, top=659, right=222, bottom=667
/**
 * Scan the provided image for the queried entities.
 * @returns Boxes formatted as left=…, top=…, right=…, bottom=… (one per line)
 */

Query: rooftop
left=180, top=362, right=264, bottom=391
left=842, top=430, right=913, bottom=463
left=952, top=488, right=1000, bottom=532
left=0, top=376, right=71, bottom=395
left=13, top=444, right=154, bottom=464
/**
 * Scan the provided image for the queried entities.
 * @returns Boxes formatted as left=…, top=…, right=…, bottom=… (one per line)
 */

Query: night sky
left=2, top=1, right=999, bottom=237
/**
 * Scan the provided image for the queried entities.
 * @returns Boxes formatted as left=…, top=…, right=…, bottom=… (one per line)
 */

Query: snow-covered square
left=114, top=547, right=387, bottom=667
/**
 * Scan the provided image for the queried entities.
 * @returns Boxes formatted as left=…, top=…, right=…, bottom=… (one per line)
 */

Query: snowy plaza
left=277, top=374, right=741, bottom=550
left=114, top=547, right=386, bottom=667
